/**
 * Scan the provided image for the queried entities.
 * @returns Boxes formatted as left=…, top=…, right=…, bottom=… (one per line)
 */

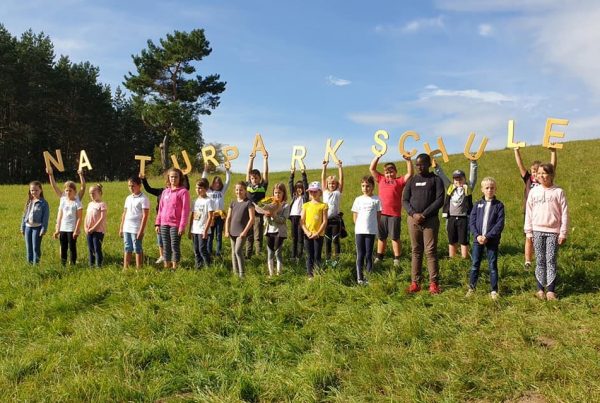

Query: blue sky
left=2, top=0, right=600, bottom=171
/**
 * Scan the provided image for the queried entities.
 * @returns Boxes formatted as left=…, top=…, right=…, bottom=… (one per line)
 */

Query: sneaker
left=535, top=290, right=545, bottom=300
left=546, top=292, right=558, bottom=301
left=374, top=257, right=381, bottom=264
left=155, top=256, right=164, bottom=264
left=362, top=279, right=369, bottom=286
left=330, top=260, right=339, bottom=268
left=357, top=279, right=364, bottom=285
left=490, top=291, right=499, bottom=300
left=465, top=288, right=475, bottom=297
left=429, top=282, right=441, bottom=294
left=408, top=282, right=421, bottom=293
left=393, top=258, right=400, bottom=268
left=524, top=261, right=532, bottom=270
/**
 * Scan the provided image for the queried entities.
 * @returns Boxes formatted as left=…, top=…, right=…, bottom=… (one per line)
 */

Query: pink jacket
left=155, top=187, right=190, bottom=232
left=524, top=185, right=569, bottom=238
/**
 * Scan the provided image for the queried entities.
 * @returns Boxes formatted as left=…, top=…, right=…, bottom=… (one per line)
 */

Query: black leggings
left=355, top=234, right=375, bottom=281
left=59, top=231, right=77, bottom=265
left=325, top=216, right=341, bottom=259
left=289, top=215, right=304, bottom=258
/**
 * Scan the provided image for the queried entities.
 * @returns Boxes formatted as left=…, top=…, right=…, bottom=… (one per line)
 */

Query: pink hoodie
left=155, top=187, right=190, bottom=232
left=524, top=185, right=569, bottom=238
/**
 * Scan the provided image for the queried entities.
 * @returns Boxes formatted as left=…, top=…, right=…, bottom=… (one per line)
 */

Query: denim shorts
left=124, top=232, right=143, bottom=253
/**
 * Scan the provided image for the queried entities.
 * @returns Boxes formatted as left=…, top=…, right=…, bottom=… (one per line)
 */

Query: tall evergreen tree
left=124, top=29, right=226, bottom=170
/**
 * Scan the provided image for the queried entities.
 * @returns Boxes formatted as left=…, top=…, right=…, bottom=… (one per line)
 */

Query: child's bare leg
left=460, top=244, right=469, bottom=259
left=449, top=244, right=457, bottom=258
left=124, top=252, right=132, bottom=268
left=135, top=252, right=143, bottom=269
left=392, top=239, right=401, bottom=258
left=377, top=240, right=386, bottom=255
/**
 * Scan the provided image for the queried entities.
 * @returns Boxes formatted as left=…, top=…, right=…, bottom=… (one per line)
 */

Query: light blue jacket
left=21, top=198, right=50, bottom=234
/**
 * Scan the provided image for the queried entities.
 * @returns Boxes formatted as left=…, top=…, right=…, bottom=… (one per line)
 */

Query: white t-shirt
left=191, top=197, right=215, bottom=235
left=289, top=197, right=304, bottom=217
left=351, top=195, right=381, bottom=235
left=123, top=192, right=150, bottom=233
left=323, top=190, right=342, bottom=218
left=58, top=196, right=83, bottom=232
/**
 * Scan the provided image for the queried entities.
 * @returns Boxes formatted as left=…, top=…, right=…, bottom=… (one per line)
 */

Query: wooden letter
left=543, top=117, right=569, bottom=149
left=201, top=145, right=220, bottom=168
left=291, top=146, right=307, bottom=170
left=43, top=149, right=65, bottom=172
left=323, top=138, right=344, bottom=163
left=371, top=130, right=389, bottom=157
left=222, top=145, right=239, bottom=169
left=250, top=133, right=268, bottom=157
left=78, top=150, right=93, bottom=171
left=135, top=155, right=152, bottom=176
left=423, top=137, right=450, bottom=167
left=171, top=150, right=193, bottom=175
left=398, top=131, right=420, bottom=158
left=463, top=132, right=489, bottom=161
left=507, top=119, right=526, bottom=149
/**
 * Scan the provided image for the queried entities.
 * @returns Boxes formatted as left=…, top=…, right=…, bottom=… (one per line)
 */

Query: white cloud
left=435, top=0, right=561, bottom=13
left=52, top=37, right=89, bottom=55
left=375, top=15, right=445, bottom=35
left=326, top=75, right=351, bottom=86
left=478, top=23, right=493, bottom=36
left=420, top=85, right=518, bottom=105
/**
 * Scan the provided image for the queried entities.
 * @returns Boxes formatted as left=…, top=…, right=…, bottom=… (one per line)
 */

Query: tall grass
left=1, top=140, right=599, bottom=401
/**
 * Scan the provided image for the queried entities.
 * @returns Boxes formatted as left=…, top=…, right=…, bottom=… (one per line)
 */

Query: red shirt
left=376, top=173, right=407, bottom=217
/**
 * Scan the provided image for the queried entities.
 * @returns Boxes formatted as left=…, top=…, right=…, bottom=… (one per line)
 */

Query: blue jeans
left=24, top=226, right=43, bottom=264
left=123, top=232, right=142, bottom=254
left=192, top=234, right=211, bottom=268
left=355, top=234, right=375, bottom=281
left=469, top=239, right=499, bottom=292
left=208, top=216, right=224, bottom=256
left=87, top=232, right=104, bottom=267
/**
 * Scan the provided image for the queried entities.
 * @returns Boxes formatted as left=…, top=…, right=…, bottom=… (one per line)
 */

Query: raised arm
left=321, top=160, right=328, bottom=189
left=337, top=160, right=344, bottom=193
left=46, top=168, right=63, bottom=198
left=140, top=175, right=163, bottom=197
left=263, top=151, right=269, bottom=183
left=468, top=160, right=478, bottom=190
left=246, top=154, right=255, bottom=182
left=369, top=155, right=381, bottom=178
left=550, top=147, right=557, bottom=172
left=77, top=170, right=86, bottom=201
left=433, top=163, right=451, bottom=188
left=288, top=168, right=295, bottom=196
left=514, top=148, right=527, bottom=178
left=223, top=168, right=231, bottom=193
left=403, top=155, right=414, bottom=182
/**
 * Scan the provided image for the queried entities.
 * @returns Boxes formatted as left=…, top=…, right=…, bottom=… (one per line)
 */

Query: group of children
left=20, top=148, right=569, bottom=300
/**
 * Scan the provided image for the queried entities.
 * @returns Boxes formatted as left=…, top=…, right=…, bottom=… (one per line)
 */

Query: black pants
left=87, top=232, right=104, bottom=266
left=325, top=216, right=341, bottom=259
left=289, top=215, right=304, bottom=258
left=355, top=234, right=375, bottom=281
left=304, top=235, right=324, bottom=276
left=59, top=231, right=77, bottom=265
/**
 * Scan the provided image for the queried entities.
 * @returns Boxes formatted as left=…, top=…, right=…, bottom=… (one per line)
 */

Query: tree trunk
left=160, top=134, right=169, bottom=170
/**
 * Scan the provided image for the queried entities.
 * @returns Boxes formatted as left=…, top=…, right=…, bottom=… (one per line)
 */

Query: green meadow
left=1, top=140, right=599, bottom=402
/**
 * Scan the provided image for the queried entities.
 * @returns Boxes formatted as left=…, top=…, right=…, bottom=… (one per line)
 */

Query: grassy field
left=1, top=140, right=600, bottom=402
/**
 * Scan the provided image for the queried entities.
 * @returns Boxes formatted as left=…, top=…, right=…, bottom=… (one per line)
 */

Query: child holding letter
left=202, top=162, right=230, bottom=257
left=264, top=183, right=289, bottom=276
left=321, top=159, right=344, bottom=265
left=84, top=184, right=107, bottom=267
left=245, top=152, right=269, bottom=258
left=288, top=166, right=309, bottom=260
left=54, top=181, right=83, bottom=266
left=189, top=178, right=215, bottom=269
left=225, top=182, right=256, bottom=278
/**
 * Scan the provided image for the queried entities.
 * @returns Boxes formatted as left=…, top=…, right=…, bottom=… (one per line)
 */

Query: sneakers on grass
left=490, top=291, right=499, bottom=300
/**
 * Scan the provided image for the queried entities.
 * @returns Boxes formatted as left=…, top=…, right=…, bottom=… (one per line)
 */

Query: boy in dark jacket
left=467, top=177, right=505, bottom=300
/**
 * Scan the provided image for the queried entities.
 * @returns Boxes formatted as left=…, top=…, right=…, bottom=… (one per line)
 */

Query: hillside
left=1, top=140, right=599, bottom=401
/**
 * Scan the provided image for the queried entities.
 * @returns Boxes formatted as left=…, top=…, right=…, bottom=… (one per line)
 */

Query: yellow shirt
left=302, top=201, right=328, bottom=235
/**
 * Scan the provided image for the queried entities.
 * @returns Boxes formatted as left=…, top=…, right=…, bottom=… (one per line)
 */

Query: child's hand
left=119, top=230, right=123, bottom=238
left=46, top=167, right=53, bottom=175
left=155, top=226, right=160, bottom=234
left=139, top=173, right=145, bottom=179
left=202, top=232, right=208, bottom=240
left=77, top=169, right=84, bottom=177
left=224, top=230, right=229, bottom=238
left=178, top=229, right=184, bottom=237
left=20, top=230, right=24, bottom=236
left=264, top=151, right=269, bottom=159
left=136, top=233, right=144, bottom=241
left=402, top=154, right=412, bottom=161
left=53, top=231, right=59, bottom=239
left=322, top=160, right=328, bottom=166
left=73, top=231, right=79, bottom=239
left=336, top=160, right=343, bottom=167
left=413, top=213, right=425, bottom=224
left=291, top=167, right=295, bottom=174
left=558, top=236, right=566, bottom=245
left=188, top=232, right=192, bottom=240
left=224, top=161, right=231, bottom=170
